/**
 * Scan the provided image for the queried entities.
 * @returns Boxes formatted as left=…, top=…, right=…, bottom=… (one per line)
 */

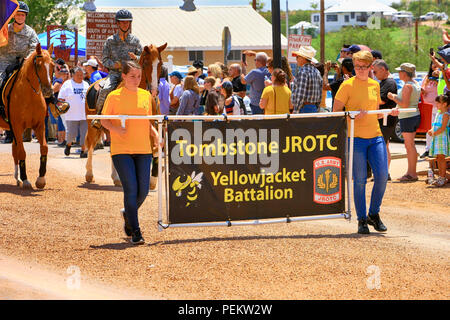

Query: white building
left=311, top=0, right=397, bottom=33
left=289, top=21, right=319, bottom=36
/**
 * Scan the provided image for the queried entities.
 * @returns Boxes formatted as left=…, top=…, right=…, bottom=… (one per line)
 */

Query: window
left=227, top=50, right=241, bottom=61
left=345, top=15, right=349, bottom=22
left=351, top=12, right=355, bottom=19
left=313, top=15, right=320, bottom=22
left=356, top=13, right=368, bottom=22
left=326, top=14, right=338, bottom=22
left=188, top=50, right=203, bottom=62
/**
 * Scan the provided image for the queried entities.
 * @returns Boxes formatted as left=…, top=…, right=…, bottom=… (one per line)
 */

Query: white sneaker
left=432, top=176, right=447, bottom=187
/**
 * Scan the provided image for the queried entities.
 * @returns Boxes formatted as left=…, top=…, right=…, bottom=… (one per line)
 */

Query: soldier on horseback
left=0, top=1, right=69, bottom=143
left=92, top=9, right=143, bottom=129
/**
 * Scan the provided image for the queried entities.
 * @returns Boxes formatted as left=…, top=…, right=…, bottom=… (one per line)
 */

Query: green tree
left=249, top=0, right=265, bottom=12
left=23, top=0, right=85, bottom=34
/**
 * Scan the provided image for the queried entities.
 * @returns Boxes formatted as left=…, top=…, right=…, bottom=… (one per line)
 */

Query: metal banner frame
left=88, top=108, right=416, bottom=231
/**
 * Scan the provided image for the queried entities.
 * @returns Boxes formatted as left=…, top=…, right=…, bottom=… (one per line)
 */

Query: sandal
left=398, top=174, right=419, bottom=182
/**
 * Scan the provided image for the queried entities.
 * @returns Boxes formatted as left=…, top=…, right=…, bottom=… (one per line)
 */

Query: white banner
left=288, top=34, right=312, bottom=64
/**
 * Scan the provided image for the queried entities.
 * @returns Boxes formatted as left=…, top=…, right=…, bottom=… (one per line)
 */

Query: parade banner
left=167, top=117, right=347, bottom=224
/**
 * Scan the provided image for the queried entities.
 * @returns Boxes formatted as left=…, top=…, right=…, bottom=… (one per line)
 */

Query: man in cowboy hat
left=291, top=46, right=323, bottom=113
left=54, top=32, right=75, bottom=63
left=93, top=9, right=142, bottom=127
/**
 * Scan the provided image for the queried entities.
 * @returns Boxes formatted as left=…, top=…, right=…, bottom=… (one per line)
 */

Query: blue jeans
left=112, top=154, right=153, bottom=231
left=250, top=104, right=263, bottom=115
left=352, top=136, right=388, bottom=220
left=299, top=104, right=318, bottom=113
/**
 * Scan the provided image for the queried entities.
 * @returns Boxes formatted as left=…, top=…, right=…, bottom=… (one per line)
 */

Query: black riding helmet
left=17, top=1, right=30, bottom=14
left=115, top=9, right=133, bottom=22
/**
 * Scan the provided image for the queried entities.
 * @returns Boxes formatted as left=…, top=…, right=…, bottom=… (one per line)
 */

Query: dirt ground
left=0, top=141, right=448, bottom=300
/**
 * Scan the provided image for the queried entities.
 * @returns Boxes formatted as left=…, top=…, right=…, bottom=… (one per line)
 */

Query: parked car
left=420, top=12, right=438, bottom=21
left=437, top=12, right=448, bottom=21
left=392, top=11, right=414, bottom=22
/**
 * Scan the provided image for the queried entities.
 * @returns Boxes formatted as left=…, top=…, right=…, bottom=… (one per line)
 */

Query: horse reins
left=27, top=55, right=44, bottom=95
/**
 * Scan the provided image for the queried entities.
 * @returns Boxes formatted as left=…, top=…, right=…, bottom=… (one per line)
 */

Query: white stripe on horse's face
left=45, top=63, right=51, bottom=84
left=151, top=60, right=158, bottom=91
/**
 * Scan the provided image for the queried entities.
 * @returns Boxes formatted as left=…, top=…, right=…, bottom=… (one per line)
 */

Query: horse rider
left=0, top=1, right=69, bottom=143
left=92, top=9, right=143, bottom=128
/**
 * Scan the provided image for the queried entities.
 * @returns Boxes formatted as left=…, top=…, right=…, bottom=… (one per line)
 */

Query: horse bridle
left=141, top=50, right=162, bottom=91
left=27, top=54, right=46, bottom=95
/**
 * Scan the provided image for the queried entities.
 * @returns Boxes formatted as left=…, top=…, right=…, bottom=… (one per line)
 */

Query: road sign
left=287, top=34, right=312, bottom=63
left=86, top=12, right=118, bottom=59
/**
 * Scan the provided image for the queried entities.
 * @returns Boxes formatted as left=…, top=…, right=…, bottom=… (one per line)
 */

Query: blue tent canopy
left=38, top=30, right=86, bottom=57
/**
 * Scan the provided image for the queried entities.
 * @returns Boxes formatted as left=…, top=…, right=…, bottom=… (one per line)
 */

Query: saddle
left=1, top=59, right=24, bottom=121
left=86, top=78, right=107, bottom=112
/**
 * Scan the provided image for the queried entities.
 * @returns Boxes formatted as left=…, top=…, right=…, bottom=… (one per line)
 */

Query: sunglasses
left=354, top=65, right=371, bottom=70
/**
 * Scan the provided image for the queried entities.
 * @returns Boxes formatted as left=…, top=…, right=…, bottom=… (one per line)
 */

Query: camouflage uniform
left=0, top=23, right=39, bottom=87
left=95, top=33, right=142, bottom=112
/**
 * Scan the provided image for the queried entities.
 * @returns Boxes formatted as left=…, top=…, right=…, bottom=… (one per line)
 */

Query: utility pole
left=286, top=0, right=289, bottom=39
left=272, top=0, right=282, bottom=69
left=320, top=0, right=325, bottom=63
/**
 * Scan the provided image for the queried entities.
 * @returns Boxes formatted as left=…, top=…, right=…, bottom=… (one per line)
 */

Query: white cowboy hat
left=83, top=58, right=98, bottom=68
left=292, top=46, right=318, bottom=64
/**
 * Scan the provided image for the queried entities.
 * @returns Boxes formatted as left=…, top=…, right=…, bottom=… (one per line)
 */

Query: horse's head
left=139, top=43, right=168, bottom=91
left=32, top=43, right=55, bottom=98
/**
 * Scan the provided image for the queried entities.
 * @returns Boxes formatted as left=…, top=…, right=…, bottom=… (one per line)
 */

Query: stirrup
left=91, top=119, right=103, bottom=130
left=56, top=99, right=70, bottom=114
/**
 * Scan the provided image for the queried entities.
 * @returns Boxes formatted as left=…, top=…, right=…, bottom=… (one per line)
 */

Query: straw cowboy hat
left=292, top=46, right=318, bottom=64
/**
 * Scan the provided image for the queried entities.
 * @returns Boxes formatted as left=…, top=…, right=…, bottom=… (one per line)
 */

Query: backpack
left=233, top=94, right=247, bottom=115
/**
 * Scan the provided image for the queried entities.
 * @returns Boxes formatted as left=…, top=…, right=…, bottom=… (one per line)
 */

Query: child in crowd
left=427, top=92, right=450, bottom=187
left=221, top=81, right=240, bottom=116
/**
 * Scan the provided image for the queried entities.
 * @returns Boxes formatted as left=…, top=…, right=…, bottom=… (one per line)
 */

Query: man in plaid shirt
left=291, top=46, right=323, bottom=113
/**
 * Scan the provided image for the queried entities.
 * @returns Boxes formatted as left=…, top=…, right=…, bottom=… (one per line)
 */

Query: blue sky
left=94, top=0, right=398, bottom=11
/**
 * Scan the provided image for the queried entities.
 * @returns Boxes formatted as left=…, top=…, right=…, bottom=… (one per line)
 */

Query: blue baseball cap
left=220, top=81, right=233, bottom=90
left=169, top=71, right=183, bottom=79
left=349, top=45, right=361, bottom=53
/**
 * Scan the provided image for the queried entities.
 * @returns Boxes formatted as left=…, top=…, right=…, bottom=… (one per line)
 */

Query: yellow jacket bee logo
left=172, top=171, right=204, bottom=207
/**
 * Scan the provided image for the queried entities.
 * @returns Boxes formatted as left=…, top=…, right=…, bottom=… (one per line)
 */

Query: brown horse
left=84, top=43, right=167, bottom=186
left=0, top=43, right=54, bottom=189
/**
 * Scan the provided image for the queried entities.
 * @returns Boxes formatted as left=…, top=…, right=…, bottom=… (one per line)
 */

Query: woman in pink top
left=420, top=60, right=440, bottom=158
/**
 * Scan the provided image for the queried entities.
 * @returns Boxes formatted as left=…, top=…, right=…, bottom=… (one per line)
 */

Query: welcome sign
left=167, top=117, right=347, bottom=224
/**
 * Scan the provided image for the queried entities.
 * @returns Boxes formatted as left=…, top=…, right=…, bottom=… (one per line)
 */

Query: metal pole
left=272, top=0, right=282, bottom=69
left=347, top=116, right=355, bottom=222
left=157, top=120, right=163, bottom=232
left=320, top=0, right=325, bottom=63
left=415, top=18, right=419, bottom=54
left=285, top=0, right=289, bottom=40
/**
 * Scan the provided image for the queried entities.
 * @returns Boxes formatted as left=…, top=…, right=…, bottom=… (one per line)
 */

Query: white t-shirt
left=58, top=80, right=89, bottom=121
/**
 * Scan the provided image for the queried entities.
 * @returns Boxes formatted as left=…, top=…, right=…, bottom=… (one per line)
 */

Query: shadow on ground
left=78, top=182, right=122, bottom=192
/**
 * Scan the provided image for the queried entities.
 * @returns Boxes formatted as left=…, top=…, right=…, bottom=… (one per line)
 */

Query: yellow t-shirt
left=335, top=77, right=382, bottom=139
left=261, top=85, right=292, bottom=115
left=102, top=87, right=153, bottom=156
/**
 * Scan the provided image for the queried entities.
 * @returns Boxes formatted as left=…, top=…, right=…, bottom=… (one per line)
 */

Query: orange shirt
left=335, top=77, right=382, bottom=139
left=102, top=87, right=153, bottom=156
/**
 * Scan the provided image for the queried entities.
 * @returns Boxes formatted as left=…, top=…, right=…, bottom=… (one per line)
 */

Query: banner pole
left=157, top=120, right=163, bottom=232
left=347, top=116, right=355, bottom=221
left=164, top=122, right=170, bottom=225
